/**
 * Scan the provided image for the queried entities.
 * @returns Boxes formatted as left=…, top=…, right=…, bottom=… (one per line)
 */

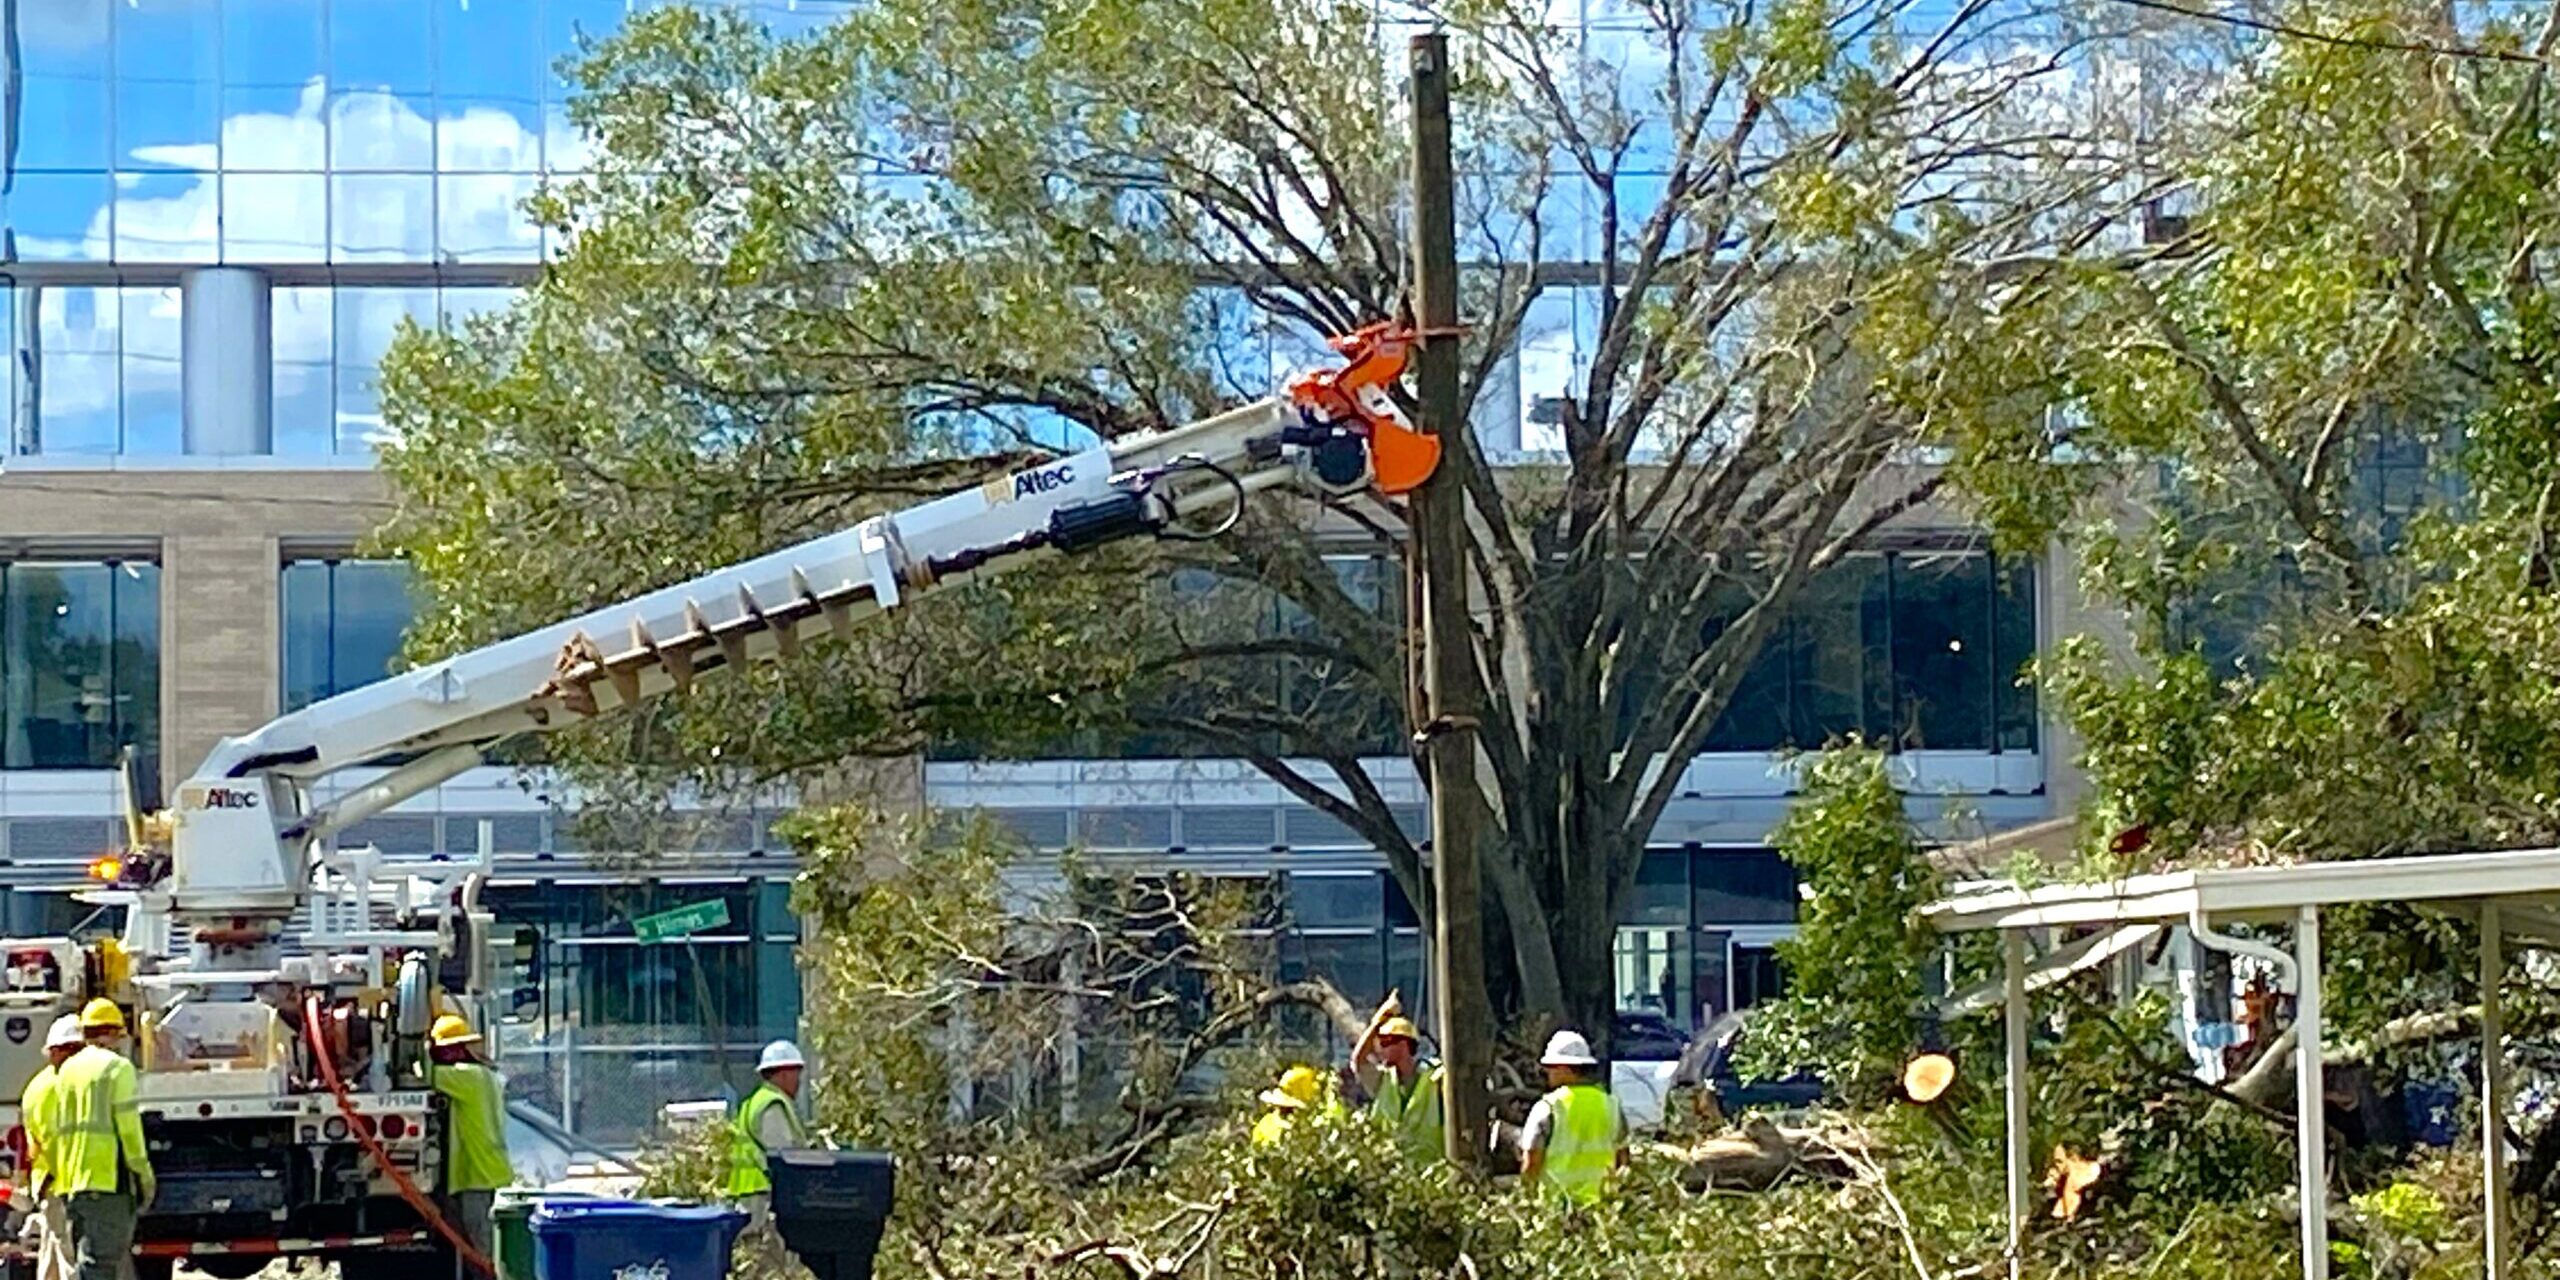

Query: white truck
left=0, top=324, right=1440, bottom=1279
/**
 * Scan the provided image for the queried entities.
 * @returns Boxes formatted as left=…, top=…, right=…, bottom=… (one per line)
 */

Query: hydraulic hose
left=302, top=996, right=499, bottom=1278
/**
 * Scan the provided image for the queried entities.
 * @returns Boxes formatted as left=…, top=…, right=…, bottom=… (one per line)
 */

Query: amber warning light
left=87, top=857, right=122, bottom=883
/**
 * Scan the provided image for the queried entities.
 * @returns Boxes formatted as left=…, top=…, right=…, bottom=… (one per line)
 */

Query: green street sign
left=632, top=898, right=731, bottom=943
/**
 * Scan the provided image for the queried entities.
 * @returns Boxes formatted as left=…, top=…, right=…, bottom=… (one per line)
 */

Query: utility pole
left=1409, top=31, right=1495, bottom=1173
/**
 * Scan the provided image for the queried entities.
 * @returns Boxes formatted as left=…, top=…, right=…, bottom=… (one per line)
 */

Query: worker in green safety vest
left=20, top=1014, right=84, bottom=1280
left=1517, top=1029, right=1624, bottom=1206
left=1349, top=1000, right=1445, bottom=1164
left=53, top=999, right=151, bottom=1280
left=727, top=1040, right=813, bottom=1228
left=428, top=1014, right=511, bottom=1274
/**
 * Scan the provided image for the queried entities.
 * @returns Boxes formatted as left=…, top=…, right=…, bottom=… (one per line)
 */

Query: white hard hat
left=42, top=1015, right=80, bottom=1050
left=1540, top=1030, right=1599, bottom=1067
left=758, top=1040, right=807, bottom=1073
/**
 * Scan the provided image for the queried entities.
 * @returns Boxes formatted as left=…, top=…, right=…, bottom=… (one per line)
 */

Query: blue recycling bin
left=529, top=1198, right=747, bottom=1280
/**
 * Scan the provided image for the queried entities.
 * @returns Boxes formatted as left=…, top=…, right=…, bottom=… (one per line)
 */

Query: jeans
left=63, top=1193, right=134, bottom=1280
left=447, top=1190, right=496, bottom=1279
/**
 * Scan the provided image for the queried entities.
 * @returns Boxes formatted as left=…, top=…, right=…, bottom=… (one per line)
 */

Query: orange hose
left=302, top=996, right=500, bottom=1278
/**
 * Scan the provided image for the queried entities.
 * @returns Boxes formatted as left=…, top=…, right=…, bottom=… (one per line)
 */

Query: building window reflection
left=0, top=561, right=161, bottom=771
left=281, top=558, right=414, bottom=711
left=1699, top=550, right=2040, bottom=755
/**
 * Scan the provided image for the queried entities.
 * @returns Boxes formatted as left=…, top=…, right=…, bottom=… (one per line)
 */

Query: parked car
left=1608, top=1009, right=1695, bottom=1131
left=1614, top=1009, right=1825, bottom=1132
left=1613, top=1010, right=1689, bottom=1061
left=1677, top=1010, right=1825, bottom=1113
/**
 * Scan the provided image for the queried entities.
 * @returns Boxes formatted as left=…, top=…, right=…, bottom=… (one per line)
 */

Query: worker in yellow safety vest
left=1250, top=1065, right=1324, bottom=1147
left=726, top=1041, right=813, bottom=1228
left=18, top=1015, right=84, bottom=1280
left=53, top=1000, right=152, bottom=1280
left=427, top=1015, right=511, bottom=1273
left=1349, top=1000, right=1445, bottom=1164
left=1517, top=1030, right=1624, bottom=1205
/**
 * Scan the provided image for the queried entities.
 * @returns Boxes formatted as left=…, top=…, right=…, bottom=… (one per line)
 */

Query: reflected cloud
left=13, top=78, right=580, bottom=264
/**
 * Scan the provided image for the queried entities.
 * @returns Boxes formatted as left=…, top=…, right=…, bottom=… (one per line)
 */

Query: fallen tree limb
left=1064, top=975, right=1365, bottom=1183
left=2228, top=1005, right=2480, bottom=1110
left=1649, top=1115, right=1874, bottom=1192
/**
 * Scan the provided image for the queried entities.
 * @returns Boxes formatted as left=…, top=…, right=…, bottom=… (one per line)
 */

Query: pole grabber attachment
left=1285, top=321, right=1450, bottom=496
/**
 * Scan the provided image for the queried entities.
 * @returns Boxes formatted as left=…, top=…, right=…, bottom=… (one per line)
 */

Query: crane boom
left=137, top=323, right=1441, bottom=933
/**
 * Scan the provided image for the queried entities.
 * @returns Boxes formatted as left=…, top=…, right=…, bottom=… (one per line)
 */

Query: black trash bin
left=768, top=1150, right=895, bottom=1280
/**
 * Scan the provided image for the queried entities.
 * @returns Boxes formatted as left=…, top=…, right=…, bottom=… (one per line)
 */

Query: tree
left=1741, top=744, right=1944, bottom=1101
left=378, top=0, right=2134, bottom=1035
left=1936, top=0, right=2560, bottom=1252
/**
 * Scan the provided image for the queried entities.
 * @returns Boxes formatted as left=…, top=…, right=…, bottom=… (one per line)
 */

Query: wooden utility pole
left=1409, top=31, right=1495, bottom=1173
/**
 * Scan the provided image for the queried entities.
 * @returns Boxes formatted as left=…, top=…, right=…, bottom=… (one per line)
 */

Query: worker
left=1250, top=1064, right=1323, bottom=1146
left=426, top=1015, right=510, bottom=1275
left=1349, top=1008, right=1444, bottom=1163
left=1517, top=1029, right=1624, bottom=1205
left=53, top=1000, right=151, bottom=1280
left=19, top=1015, right=83, bottom=1280
left=726, top=1040, right=813, bottom=1227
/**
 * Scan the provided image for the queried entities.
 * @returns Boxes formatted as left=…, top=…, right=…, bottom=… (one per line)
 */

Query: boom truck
left=0, top=324, right=1442, bottom=1278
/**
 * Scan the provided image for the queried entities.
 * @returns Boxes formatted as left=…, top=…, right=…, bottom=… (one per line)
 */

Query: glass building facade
left=281, top=556, right=413, bottom=710
left=0, top=0, right=855, bottom=459
left=0, top=560, right=159, bottom=770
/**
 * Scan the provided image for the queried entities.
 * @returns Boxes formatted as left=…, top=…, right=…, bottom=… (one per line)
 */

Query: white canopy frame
left=1924, top=847, right=2560, bottom=1280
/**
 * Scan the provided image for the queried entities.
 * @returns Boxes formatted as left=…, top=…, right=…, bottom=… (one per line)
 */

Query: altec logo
left=196, top=788, right=261, bottom=811
left=1011, top=463, right=1074, bottom=501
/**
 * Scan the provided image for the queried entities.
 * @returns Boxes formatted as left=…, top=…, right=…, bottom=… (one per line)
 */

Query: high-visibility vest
left=1372, top=1062, right=1446, bottom=1163
left=50, top=1046, right=147, bottom=1197
left=726, top=1084, right=808, bottom=1197
left=19, top=1065, right=55, bottom=1194
left=432, top=1061, right=513, bottom=1194
left=1536, top=1084, right=1619, bottom=1205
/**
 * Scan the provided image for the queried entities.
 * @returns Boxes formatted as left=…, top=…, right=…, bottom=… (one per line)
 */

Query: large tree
left=378, top=0, right=2131, bottom=1033
left=1941, top=0, right=2560, bottom=1250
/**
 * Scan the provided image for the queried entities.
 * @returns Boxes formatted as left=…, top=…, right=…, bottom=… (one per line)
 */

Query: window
left=281, top=559, right=414, bottom=710
left=1287, top=873, right=1384, bottom=930
left=1786, top=555, right=1891, bottom=746
left=1, top=562, right=160, bottom=771
left=1696, top=551, right=2039, bottom=755
left=1889, top=551, right=1996, bottom=751
left=1732, top=945, right=1785, bottom=1010
left=1690, top=848, right=1796, bottom=925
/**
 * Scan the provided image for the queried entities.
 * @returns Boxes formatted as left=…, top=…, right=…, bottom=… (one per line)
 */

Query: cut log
left=1651, top=1116, right=1872, bottom=1192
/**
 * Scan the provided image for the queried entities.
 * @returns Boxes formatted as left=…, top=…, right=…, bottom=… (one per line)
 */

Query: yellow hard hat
left=1376, top=1016, right=1421, bottom=1042
left=429, top=1015, right=483, bottom=1048
left=1258, top=1064, right=1322, bottom=1111
left=78, top=999, right=124, bottom=1032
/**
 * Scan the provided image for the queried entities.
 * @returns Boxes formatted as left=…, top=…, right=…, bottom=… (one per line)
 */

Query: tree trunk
left=1554, top=856, right=1621, bottom=1051
left=1484, top=838, right=1568, bottom=1019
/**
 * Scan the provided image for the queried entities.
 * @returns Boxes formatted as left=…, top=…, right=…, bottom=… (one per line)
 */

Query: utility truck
left=0, top=325, right=1440, bottom=1278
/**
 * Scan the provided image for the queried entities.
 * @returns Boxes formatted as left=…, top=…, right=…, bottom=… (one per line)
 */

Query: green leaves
left=1742, top=744, right=1944, bottom=1100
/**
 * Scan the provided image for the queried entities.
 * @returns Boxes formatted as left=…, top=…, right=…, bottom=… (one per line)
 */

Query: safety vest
left=1536, top=1084, right=1619, bottom=1205
left=50, top=1046, right=147, bottom=1197
left=19, top=1064, right=55, bottom=1194
left=726, top=1083, right=808, bottom=1197
left=432, top=1061, right=513, bottom=1194
left=1372, top=1062, right=1446, bottom=1163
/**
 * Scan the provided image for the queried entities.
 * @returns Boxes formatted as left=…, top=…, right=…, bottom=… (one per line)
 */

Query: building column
left=161, top=535, right=281, bottom=794
left=181, top=267, right=273, bottom=457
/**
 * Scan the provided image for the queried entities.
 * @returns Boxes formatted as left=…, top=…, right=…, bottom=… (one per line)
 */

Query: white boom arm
left=144, top=325, right=1441, bottom=930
